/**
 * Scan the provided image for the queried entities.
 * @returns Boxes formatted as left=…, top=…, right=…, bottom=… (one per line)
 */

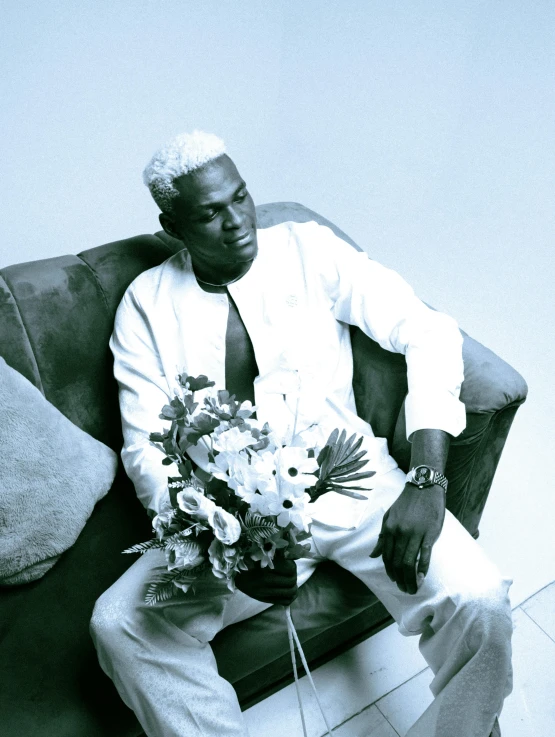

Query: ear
left=159, top=212, right=182, bottom=241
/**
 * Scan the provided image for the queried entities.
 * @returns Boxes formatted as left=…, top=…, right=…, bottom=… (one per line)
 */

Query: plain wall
left=1, top=0, right=553, bottom=605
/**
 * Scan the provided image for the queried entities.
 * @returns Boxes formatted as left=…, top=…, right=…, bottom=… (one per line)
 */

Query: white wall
left=1, top=0, right=553, bottom=605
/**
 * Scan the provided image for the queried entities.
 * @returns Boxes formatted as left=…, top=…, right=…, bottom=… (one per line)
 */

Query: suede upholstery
left=0, top=203, right=527, bottom=737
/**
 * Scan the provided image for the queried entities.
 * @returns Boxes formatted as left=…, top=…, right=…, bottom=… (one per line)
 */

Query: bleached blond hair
left=143, top=130, right=227, bottom=213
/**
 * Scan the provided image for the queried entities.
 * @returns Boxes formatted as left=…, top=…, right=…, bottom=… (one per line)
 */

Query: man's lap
left=93, top=467, right=510, bottom=644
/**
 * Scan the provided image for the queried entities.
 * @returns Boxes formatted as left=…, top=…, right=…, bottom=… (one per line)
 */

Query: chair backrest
left=0, top=202, right=366, bottom=452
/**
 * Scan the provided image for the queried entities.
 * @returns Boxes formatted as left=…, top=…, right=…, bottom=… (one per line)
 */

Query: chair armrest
left=390, top=332, right=528, bottom=537
left=458, top=330, right=528, bottom=413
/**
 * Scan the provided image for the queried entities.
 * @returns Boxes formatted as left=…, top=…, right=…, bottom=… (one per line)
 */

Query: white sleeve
left=110, top=286, right=177, bottom=516
left=302, top=222, right=466, bottom=440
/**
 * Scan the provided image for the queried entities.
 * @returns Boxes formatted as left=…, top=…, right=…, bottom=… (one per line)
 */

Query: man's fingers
left=392, top=537, right=409, bottom=593
left=369, top=534, right=384, bottom=558
left=402, top=537, right=422, bottom=595
left=417, top=539, right=434, bottom=580
left=272, top=556, right=297, bottom=576
left=370, top=511, right=389, bottom=559
left=382, top=532, right=396, bottom=582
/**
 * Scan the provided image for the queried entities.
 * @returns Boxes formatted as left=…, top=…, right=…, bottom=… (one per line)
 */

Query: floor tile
left=498, top=607, right=555, bottom=737
left=327, top=705, right=399, bottom=737
left=243, top=622, right=426, bottom=737
left=521, top=580, right=555, bottom=641
left=375, top=668, right=433, bottom=736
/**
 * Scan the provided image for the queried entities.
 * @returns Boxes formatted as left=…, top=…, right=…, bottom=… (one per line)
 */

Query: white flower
left=210, top=508, right=242, bottom=545
left=208, top=539, right=246, bottom=589
left=207, top=451, right=233, bottom=481
left=275, top=446, right=319, bottom=490
left=176, top=487, right=217, bottom=524
left=152, top=506, right=176, bottom=540
left=267, top=484, right=314, bottom=531
left=165, top=540, right=205, bottom=571
left=214, top=426, right=258, bottom=453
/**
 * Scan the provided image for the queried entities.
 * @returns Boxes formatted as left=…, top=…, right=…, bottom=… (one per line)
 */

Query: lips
left=227, top=231, right=252, bottom=247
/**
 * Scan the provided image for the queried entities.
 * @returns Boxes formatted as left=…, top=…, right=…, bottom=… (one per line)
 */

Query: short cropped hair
left=143, top=130, right=227, bottom=213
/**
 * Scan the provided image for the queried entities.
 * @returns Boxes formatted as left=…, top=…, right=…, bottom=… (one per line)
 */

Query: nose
left=222, top=205, right=244, bottom=230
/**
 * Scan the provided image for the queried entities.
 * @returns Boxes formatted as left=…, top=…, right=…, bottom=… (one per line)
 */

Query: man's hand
left=235, top=552, right=298, bottom=606
left=370, top=483, right=445, bottom=595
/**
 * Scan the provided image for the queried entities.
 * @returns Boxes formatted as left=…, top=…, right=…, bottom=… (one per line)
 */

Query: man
left=91, top=130, right=512, bottom=737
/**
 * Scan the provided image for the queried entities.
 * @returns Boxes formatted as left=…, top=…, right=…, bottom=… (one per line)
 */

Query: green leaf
left=243, top=511, right=279, bottom=544
left=182, top=394, right=198, bottom=414
left=325, top=486, right=369, bottom=499
left=330, top=471, right=376, bottom=483
left=145, top=571, right=183, bottom=606
left=328, top=459, right=369, bottom=477
left=149, top=431, right=166, bottom=443
left=122, top=539, right=166, bottom=554
left=178, top=459, right=194, bottom=480
left=162, top=457, right=174, bottom=466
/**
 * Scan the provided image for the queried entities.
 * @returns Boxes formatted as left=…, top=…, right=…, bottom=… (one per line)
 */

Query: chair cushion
left=0, top=357, right=118, bottom=585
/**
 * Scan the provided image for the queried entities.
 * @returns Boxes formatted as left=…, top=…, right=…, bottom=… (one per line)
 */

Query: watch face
left=414, top=466, right=432, bottom=484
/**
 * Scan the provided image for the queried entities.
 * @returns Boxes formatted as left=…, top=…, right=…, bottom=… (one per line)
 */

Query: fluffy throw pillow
left=0, top=357, right=118, bottom=585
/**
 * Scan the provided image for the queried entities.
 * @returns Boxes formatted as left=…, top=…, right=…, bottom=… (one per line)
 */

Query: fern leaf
left=164, top=530, right=197, bottom=550
left=145, top=571, right=183, bottom=606
left=244, top=511, right=279, bottom=544
left=122, top=539, right=166, bottom=554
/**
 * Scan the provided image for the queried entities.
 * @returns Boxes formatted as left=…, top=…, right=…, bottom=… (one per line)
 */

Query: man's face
left=160, top=154, right=258, bottom=277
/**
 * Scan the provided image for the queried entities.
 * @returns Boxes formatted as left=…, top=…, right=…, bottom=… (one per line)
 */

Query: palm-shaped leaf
left=311, top=429, right=375, bottom=502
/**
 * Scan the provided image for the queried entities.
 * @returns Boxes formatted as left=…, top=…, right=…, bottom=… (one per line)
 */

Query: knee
left=459, top=576, right=513, bottom=651
left=90, top=589, right=136, bottom=650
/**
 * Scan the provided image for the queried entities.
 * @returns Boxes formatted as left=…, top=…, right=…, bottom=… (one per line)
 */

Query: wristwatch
left=406, top=465, right=448, bottom=492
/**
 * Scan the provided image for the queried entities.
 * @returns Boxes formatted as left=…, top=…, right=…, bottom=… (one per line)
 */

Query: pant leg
left=310, top=468, right=513, bottom=737
left=90, top=548, right=317, bottom=737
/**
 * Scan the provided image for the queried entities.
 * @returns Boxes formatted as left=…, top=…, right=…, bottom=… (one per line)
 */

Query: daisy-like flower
left=274, top=446, right=319, bottom=490
left=267, top=483, right=313, bottom=531
left=250, top=533, right=288, bottom=568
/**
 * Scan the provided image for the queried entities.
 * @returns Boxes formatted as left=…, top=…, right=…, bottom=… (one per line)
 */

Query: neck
left=192, top=259, right=254, bottom=287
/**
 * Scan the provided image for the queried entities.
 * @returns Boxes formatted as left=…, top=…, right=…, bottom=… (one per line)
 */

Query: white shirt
left=110, top=221, right=465, bottom=527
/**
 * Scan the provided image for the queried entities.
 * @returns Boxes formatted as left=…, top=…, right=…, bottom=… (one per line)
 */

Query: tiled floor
left=244, top=581, right=555, bottom=737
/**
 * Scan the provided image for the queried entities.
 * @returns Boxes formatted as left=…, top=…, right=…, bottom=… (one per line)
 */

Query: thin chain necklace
left=195, top=271, right=244, bottom=288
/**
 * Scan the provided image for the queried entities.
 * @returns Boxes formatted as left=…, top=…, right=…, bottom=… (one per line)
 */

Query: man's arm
left=370, top=428, right=449, bottom=594
left=110, top=286, right=177, bottom=516
left=297, top=223, right=466, bottom=594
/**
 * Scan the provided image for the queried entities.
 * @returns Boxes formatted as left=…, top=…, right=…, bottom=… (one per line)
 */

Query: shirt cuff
left=405, top=392, right=467, bottom=441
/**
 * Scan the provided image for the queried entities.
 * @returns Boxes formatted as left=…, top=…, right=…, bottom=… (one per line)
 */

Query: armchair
left=0, top=202, right=527, bottom=737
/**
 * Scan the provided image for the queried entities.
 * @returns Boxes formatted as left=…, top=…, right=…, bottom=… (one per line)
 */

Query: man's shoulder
left=257, top=220, right=332, bottom=259
left=123, top=248, right=190, bottom=301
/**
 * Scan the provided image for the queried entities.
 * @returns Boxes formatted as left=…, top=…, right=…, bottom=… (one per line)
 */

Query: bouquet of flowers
left=124, top=372, right=375, bottom=606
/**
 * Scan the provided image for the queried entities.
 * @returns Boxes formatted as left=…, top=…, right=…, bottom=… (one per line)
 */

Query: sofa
left=0, top=202, right=528, bottom=737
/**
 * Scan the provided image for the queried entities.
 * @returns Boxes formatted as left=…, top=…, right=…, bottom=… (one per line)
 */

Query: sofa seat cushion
left=0, top=469, right=390, bottom=737
left=0, top=472, right=151, bottom=737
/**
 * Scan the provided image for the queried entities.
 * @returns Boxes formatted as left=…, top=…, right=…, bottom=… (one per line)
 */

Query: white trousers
left=90, top=469, right=513, bottom=737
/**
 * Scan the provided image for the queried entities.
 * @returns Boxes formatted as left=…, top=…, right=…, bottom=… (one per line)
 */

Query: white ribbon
left=285, top=606, right=334, bottom=737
